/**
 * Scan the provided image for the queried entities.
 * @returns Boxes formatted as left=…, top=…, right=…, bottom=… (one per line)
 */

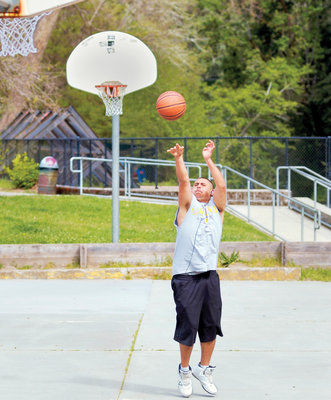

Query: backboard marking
left=0, top=0, right=84, bottom=17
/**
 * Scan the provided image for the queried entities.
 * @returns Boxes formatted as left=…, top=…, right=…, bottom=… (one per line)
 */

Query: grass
left=301, top=268, right=331, bottom=281
left=242, top=256, right=283, bottom=267
left=0, top=195, right=273, bottom=244
left=0, top=178, right=36, bottom=193
left=100, top=261, right=145, bottom=268
left=16, top=265, right=33, bottom=270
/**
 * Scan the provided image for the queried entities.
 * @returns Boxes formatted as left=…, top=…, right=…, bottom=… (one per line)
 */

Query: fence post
left=285, top=137, right=289, bottom=166
left=4, top=140, right=8, bottom=167
left=69, top=140, right=73, bottom=187
left=249, top=137, right=253, bottom=188
left=130, top=139, right=134, bottom=158
left=154, top=138, right=158, bottom=189
left=327, top=136, right=331, bottom=180
left=247, top=179, right=251, bottom=221
left=37, top=140, right=41, bottom=163
left=285, top=137, right=289, bottom=191
left=76, top=140, right=80, bottom=186
left=63, top=140, right=67, bottom=186
left=89, top=139, right=92, bottom=187
left=272, top=192, right=275, bottom=235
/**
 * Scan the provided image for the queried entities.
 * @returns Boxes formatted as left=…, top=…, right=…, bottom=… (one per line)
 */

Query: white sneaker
left=178, top=364, right=193, bottom=398
left=192, top=363, right=218, bottom=396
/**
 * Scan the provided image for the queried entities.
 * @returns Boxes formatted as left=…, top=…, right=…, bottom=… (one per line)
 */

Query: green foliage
left=218, top=251, right=240, bottom=268
left=193, top=0, right=328, bottom=139
left=5, top=153, right=39, bottom=189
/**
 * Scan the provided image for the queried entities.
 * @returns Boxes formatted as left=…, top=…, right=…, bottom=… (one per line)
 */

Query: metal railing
left=220, top=165, right=321, bottom=241
left=69, top=156, right=203, bottom=197
left=276, top=166, right=331, bottom=208
left=70, top=156, right=322, bottom=241
left=276, top=166, right=331, bottom=229
left=123, top=157, right=203, bottom=200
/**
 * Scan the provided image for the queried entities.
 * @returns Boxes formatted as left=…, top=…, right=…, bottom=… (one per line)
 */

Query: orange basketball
left=156, top=91, right=186, bottom=120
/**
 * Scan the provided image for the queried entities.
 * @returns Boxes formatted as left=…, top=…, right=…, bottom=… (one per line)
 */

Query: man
left=167, top=140, right=226, bottom=398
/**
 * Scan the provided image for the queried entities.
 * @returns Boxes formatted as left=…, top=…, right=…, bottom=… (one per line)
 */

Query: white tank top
left=172, top=195, right=223, bottom=275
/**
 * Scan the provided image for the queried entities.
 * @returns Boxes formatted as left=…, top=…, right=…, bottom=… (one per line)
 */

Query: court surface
left=0, top=280, right=330, bottom=400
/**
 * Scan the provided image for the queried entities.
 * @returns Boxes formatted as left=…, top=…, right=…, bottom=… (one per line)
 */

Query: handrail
left=287, top=166, right=330, bottom=184
left=219, top=164, right=321, bottom=240
left=70, top=156, right=322, bottom=241
left=276, top=166, right=331, bottom=209
left=69, top=156, right=203, bottom=195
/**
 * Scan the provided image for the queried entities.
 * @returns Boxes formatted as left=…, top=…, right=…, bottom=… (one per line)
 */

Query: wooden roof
left=1, top=106, right=97, bottom=141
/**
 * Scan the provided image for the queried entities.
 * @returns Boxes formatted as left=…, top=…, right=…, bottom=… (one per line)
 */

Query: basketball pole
left=112, top=114, right=120, bottom=243
left=66, top=31, right=157, bottom=245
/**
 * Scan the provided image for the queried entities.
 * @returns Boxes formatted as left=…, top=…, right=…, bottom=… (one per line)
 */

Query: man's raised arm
left=167, top=143, right=192, bottom=211
left=202, top=140, right=226, bottom=214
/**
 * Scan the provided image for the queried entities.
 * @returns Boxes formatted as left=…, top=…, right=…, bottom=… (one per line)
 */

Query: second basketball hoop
left=0, top=1, right=84, bottom=57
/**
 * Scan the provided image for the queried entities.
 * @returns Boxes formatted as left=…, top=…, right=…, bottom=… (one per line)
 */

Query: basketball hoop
left=0, top=12, right=50, bottom=57
left=95, top=81, right=127, bottom=117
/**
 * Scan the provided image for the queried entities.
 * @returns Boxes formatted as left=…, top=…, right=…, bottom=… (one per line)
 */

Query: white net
left=96, top=82, right=127, bottom=117
left=0, top=13, right=49, bottom=57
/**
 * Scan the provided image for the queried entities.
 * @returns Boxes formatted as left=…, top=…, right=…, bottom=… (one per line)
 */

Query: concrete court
left=0, top=280, right=330, bottom=400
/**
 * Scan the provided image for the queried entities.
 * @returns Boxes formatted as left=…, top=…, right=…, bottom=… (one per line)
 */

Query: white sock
left=199, top=363, right=209, bottom=369
left=180, top=365, right=190, bottom=372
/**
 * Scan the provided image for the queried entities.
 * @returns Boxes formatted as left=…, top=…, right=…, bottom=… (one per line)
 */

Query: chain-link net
left=96, top=83, right=126, bottom=116
left=0, top=13, right=49, bottom=57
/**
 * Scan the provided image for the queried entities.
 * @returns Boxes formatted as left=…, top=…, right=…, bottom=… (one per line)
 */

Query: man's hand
left=202, top=140, right=215, bottom=161
left=167, top=143, right=184, bottom=159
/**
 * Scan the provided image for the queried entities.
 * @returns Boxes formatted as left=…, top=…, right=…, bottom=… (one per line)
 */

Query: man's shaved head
left=194, top=177, right=214, bottom=189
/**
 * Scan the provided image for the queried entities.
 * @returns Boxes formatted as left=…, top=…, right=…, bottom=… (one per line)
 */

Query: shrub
left=219, top=251, right=240, bottom=268
left=5, top=153, right=39, bottom=189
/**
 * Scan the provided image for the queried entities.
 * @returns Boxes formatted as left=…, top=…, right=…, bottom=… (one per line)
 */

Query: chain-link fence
left=1, top=136, right=330, bottom=193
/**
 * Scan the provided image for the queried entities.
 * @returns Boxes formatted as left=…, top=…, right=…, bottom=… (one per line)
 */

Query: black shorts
left=171, top=270, right=223, bottom=347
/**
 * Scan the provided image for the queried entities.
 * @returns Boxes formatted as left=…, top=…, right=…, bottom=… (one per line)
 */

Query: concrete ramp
left=230, top=205, right=331, bottom=242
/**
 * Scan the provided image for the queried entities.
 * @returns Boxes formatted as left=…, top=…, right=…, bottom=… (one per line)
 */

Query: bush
left=218, top=251, right=240, bottom=268
left=5, top=153, right=39, bottom=189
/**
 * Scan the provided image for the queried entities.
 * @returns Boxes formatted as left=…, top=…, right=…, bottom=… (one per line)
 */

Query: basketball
left=156, top=91, right=186, bottom=120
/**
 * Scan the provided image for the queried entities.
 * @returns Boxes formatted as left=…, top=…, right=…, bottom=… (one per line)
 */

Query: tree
left=193, top=0, right=328, bottom=137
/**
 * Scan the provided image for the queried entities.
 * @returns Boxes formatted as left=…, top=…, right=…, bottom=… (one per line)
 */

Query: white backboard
left=66, top=31, right=157, bottom=96
left=0, top=0, right=84, bottom=17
